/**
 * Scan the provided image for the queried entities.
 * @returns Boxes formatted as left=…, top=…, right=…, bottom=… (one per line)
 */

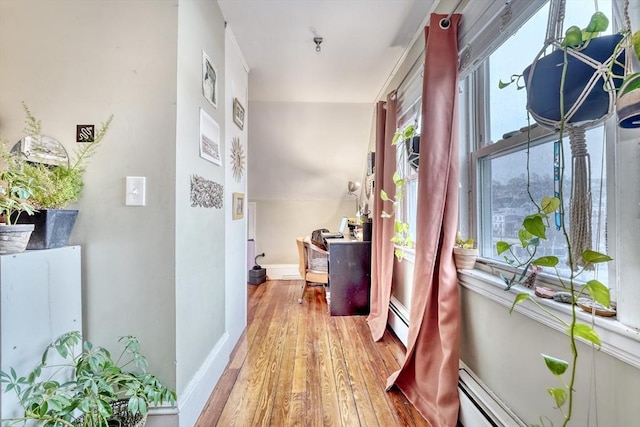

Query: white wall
left=0, top=0, right=178, bottom=388
left=248, top=101, right=372, bottom=264
left=174, top=0, right=231, bottom=424
left=459, top=286, right=640, bottom=426
left=1, top=1, right=247, bottom=425
left=224, top=28, right=249, bottom=353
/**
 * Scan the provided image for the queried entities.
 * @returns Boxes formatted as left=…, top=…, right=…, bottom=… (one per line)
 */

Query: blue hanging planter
left=523, top=34, right=625, bottom=126
left=404, top=135, right=420, bottom=171
left=617, top=72, right=640, bottom=128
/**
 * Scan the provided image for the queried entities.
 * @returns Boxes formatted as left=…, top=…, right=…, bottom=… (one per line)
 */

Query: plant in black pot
left=14, top=103, right=113, bottom=249
left=0, top=331, right=176, bottom=427
left=0, top=144, right=37, bottom=254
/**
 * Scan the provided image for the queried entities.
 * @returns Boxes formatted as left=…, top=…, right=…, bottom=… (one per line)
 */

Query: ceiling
left=217, top=0, right=436, bottom=103
left=217, top=0, right=439, bottom=202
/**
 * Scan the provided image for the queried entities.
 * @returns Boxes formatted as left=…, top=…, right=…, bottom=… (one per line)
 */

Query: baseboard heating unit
left=458, top=365, right=526, bottom=427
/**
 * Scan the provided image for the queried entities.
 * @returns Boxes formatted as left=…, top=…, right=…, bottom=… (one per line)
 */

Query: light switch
left=125, top=176, right=146, bottom=206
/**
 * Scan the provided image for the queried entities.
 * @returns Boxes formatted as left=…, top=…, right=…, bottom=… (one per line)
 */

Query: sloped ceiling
left=217, top=0, right=437, bottom=199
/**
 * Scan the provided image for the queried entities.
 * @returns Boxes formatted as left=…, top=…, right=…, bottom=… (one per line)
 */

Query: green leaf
left=496, top=241, right=511, bottom=255
left=533, top=256, right=558, bottom=267
left=547, top=387, right=567, bottom=408
left=571, top=323, right=601, bottom=347
left=403, top=124, right=415, bottom=139
left=584, top=11, right=609, bottom=33
left=563, top=25, right=583, bottom=47
left=392, top=130, right=402, bottom=145
left=620, top=72, right=640, bottom=96
left=540, top=196, right=560, bottom=214
left=582, top=250, right=612, bottom=264
left=585, top=280, right=610, bottom=307
left=393, top=172, right=403, bottom=186
left=498, top=79, right=511, bottom=89
left=542, top=354, right=568, bottom=376
left=509, top=293, right=530, bottom=313
left=632, top=31, right=640, bottom=62
left=517, top=228, right=536, bottom=247
left=523, top=215, right=546, bottom=239
left=380, top=189, right=389, bottom=201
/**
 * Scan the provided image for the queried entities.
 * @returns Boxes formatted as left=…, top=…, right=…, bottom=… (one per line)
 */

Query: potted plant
left=495, top=8, right=619, bottom=425
left=500, top=11, right=640, bottom=128
left=453, top=231, right=477, bottom=270
left=380, top=123, right=416, bottom=260
left=15, top=103, right=113, bottom=249
left=0, top=331, right=176, bottom=427
left=0, top=144, right=37, bottom=254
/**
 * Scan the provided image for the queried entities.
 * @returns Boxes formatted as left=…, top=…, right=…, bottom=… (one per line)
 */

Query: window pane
left=488, top=0, right=613, bottom=143
left=482, top=127, right=608, bottom=284
left=488, top=3, right=549, bottom=143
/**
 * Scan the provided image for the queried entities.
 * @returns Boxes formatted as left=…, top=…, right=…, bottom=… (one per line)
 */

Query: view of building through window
left=479, top=0, right=612, bottom=285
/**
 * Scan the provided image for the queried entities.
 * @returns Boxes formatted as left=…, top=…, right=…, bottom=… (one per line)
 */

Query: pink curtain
left=367, top=94, right=397, bottom=341
left=386, top=14, right=462, bottom=427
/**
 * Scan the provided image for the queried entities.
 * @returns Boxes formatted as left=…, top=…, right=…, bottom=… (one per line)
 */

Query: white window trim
left=458, top=268, right=640, bottom=369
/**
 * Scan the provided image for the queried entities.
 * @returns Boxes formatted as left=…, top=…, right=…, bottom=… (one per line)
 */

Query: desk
left=325, top=238, right=371, bottom=316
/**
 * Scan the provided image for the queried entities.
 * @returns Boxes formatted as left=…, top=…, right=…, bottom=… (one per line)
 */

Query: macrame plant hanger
left=617, top=0, right=640, bottom=128
left=525, top=0, right=631, bottom=269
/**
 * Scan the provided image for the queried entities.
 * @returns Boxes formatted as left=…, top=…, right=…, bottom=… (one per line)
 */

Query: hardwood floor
left=195, top=280, right=431, bottom=427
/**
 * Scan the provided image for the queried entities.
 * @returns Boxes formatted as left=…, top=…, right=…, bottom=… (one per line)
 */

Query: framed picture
left=199, top=108, right=221, bottom=165
left=233, top=98, right=245, bottom=130
left=232, top=192, right=245, bottom=219
left=202, top=50, right=218, bottom=108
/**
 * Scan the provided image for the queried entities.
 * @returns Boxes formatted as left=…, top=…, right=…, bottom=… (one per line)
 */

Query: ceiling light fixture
left=313, top=36, right=323, bottom=53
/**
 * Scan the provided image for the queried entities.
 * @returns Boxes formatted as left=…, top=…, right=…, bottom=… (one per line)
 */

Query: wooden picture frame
left=232, top=192, right=245, bottom=219
left=233, top=98, right=245, bottom=130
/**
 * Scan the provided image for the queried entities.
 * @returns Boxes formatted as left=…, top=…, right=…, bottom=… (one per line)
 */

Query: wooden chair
left=296, top=237, right=329, bottom=304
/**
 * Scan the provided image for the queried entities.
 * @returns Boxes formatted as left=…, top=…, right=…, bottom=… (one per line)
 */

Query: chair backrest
left=296, top=237, right=307, bottom=279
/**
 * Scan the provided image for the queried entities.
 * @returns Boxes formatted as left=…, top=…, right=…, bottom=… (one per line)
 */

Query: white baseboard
left=262, top=264, right=300, bottom=280
left=388, top=296, right=409, bottom=347
left=176, top=332, right=233, bottom=427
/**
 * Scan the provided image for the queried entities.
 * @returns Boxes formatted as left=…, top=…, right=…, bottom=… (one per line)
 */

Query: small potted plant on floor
left=15, top=103, right=113, bottom=249
left=0, top=331, right=176, bottom=427
left=0, top=144, right=37, bottom=254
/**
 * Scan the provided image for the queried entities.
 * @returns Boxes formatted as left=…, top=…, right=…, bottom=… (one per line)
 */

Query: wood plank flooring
left=195, top=280, right=431, bottom=427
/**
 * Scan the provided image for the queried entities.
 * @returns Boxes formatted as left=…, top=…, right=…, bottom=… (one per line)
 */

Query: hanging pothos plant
left=496, top=9, right=619, bottom=427
left=380, top=123, right=416, bottom=260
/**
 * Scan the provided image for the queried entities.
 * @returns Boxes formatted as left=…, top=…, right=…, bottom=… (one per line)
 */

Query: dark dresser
left=326, top=239, right=371, bottom=316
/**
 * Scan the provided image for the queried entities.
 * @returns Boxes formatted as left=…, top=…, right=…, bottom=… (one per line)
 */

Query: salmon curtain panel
left=367, top=94, right=397, bottom=341
left=386, top=14, right=462, bottom=427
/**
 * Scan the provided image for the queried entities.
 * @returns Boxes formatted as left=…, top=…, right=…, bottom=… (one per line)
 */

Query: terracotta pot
left=453, top=247, right=478, bottom=270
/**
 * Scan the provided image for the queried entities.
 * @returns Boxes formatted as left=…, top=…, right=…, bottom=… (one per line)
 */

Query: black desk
left=325, top=238, right=371, bottom=316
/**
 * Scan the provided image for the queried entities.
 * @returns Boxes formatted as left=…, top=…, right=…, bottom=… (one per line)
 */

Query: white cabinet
left=0, top=246, right=82, bottom=419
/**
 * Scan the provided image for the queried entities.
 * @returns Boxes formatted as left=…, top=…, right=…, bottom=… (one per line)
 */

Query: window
left=470, top=0, right=614, bottom=289
left=395, top=62, right=423, bottom=249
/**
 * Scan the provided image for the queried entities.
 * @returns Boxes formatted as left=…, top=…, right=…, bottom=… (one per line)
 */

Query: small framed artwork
left=232, top=192, right=245, bottom=219
left=233, top=98, right=245, bottom=130
left=199, top=108, right=222, bottom=165
left=202, top=50, right=218, bottom=108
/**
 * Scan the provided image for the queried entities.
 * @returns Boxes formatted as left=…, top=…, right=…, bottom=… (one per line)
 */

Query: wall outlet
left=125, top=176, right=146, bottom=206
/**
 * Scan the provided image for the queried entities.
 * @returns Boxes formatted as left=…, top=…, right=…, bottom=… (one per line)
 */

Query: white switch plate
left=125, top=176, right=146, bottom=206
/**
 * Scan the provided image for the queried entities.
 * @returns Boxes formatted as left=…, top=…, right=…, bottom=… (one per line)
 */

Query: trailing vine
left=497, top=19, right=615, bottom=427
left=380, top=123, right=416, bottom=260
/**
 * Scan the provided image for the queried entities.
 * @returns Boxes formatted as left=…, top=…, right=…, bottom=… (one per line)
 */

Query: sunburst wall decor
left=230, top=136, right=245, bottom=182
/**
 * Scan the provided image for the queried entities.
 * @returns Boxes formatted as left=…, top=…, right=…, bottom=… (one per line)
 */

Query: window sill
left=457, top=268, right=640, bottom=369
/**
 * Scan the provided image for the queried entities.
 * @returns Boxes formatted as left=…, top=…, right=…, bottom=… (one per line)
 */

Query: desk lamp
left=347, top=181, right=361, bottom=216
